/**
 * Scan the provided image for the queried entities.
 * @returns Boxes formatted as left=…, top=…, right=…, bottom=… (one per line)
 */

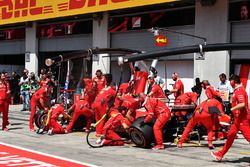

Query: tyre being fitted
left=128, top=117, right=155, bottom=148
left=34, top=111, right=48, bottom=129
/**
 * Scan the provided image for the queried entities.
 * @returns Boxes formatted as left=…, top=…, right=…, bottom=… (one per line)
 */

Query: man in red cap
left=177, top=98, right=225, bottom=149
left=29, top=82, right=54, bottom=132
left=139, top=93, right=171, bottom=150
left=211, top=75, right=250, bottom=161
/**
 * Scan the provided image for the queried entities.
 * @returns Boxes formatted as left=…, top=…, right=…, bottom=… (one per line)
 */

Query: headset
left=230, top=80, right=235, bottom=87
left=229, top=74, right=240, bottom=87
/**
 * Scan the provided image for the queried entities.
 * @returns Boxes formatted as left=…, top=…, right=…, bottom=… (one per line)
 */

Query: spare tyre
left=128, top=117, right=155, bottom=148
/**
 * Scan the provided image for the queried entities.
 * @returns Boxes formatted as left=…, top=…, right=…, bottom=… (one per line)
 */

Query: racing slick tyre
left=129, top=116, right=178, bottom=148
left=128, top=117, right=155, bottom=148
left=86, top=128, right=103, bottom=148
left=34, top=111, right=48, bottom=129
left=72, top=115, right=86, bottom=131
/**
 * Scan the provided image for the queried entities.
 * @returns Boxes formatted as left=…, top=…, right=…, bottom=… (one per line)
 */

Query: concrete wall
left=0, top=40, right=25, bottom=55
left=194, top=0, right=230, bottom=100
left=25, top=22, right=38, bottom=74
left=92, top=12, right=111, bottom=76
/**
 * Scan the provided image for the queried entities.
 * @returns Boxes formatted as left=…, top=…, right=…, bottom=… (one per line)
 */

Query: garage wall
left=0, top=40, right=25, bottom=55
left=111, top=25, right=195, bottom=60
left=39, top=34, right=92, bottom=52
left=231, top=21, right=250, bottom=59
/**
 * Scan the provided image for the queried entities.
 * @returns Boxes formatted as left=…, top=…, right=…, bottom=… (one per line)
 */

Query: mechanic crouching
left=139, top=93, right=171, bottom=150
left=177, top=98, right=225, bottom=149
left=97, top=108, right=129, bottom=146
left=46, top=102, right=70, bottom=135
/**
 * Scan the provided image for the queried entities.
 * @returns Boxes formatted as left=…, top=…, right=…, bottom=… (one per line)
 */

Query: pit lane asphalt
left=0, top=104, right=249, bottom=167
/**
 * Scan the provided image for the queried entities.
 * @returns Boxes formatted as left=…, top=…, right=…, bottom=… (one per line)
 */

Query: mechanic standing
left=92, top=82, right=116, bottom=136
left=147, top=77, right=166, bottom=98
left=92, top=69, right=107, bottom=94
left=0, top=73, right=10, bottom=131
left=139, top=93, right=171, bottom=150
left=170, top=72, right=184, bottom=99
left=211, top=74, right=250, bottom=161
left=29, top=82, right=54, bottom=132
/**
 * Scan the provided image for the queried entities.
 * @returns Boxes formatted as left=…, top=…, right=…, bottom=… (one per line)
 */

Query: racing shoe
left=177, top=142, right=183, bottom=148
left=208, top=144, right=215, bottom=150
left=37, top=128, right=44, bottom=134
left=48, top=129, right=53, bottom=135
left=152, top=145, right=164, bottom=150
left=3, top=128, right=9, bottom=131
left=100, top=139, right=110, bottom=146
left=30, top=128, right=36, bottom=132
left=211, top=151, right=223, bottom=161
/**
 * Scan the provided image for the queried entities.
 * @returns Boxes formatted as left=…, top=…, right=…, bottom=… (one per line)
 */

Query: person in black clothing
left=9, top=71, right=20, bottom=104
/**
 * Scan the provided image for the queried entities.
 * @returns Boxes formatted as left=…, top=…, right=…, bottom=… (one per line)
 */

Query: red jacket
left=196, top=98, right=224, bottom=115
left=143, top=97, right=171, bottom=123
left=205, top=85, right=220, bottom=99
left=121, top=97, right=141, bottom=111
left=92, top=76, right=106, bottom=93
left=175, top=92, right=198, bottom=105
left=50, top=104, right=68, bottom=120
left=118, top=83, right=129, bottom=95
left=95, top=87, right=116, bottom=104
left=231, top=85, right=249, bottom=120
left=31, top=87, right=48, bottom=102
left=0, top=81, right=7, bottom=101
left=173, top=79, right=184, bottom=98
left=149, top=84, right=166, bottom=98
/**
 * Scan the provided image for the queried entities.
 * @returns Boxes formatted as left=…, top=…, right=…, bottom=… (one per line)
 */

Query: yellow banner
left=0, top=0, right=177, bottom=25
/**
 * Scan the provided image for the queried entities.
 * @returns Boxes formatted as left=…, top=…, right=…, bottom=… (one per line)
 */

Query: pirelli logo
left=0, top=0, right=177, bottom=25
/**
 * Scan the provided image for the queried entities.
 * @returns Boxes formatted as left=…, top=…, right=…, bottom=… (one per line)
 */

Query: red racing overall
left=143, top=97, right=171, bottom=147
left=173, top=79, right=184, bottom=99
left=101, top=111, right=127, bottom=146
left=0, top=80, right=8, bottom=130
left=149, top=84, right=166, bottom=98
left=92, top=76, right=106, bottom=94
left=66, top=99, right=94, bottom=132
left=178, top=98, right=224, bottom=147
left=4, top=80, right=10, bottom=126
left=216, top=85, right=250, bottom=157
left=30, top=87, right=49, bottom=130
left=48, top=104, right=68, bottom=134
left=92, top=87, right=116, bottom=136
left=174, top=92, right=198, bottom=117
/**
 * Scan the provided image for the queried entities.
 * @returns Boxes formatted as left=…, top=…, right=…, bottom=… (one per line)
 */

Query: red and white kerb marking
left=0, top=142, right=98, bottom=167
